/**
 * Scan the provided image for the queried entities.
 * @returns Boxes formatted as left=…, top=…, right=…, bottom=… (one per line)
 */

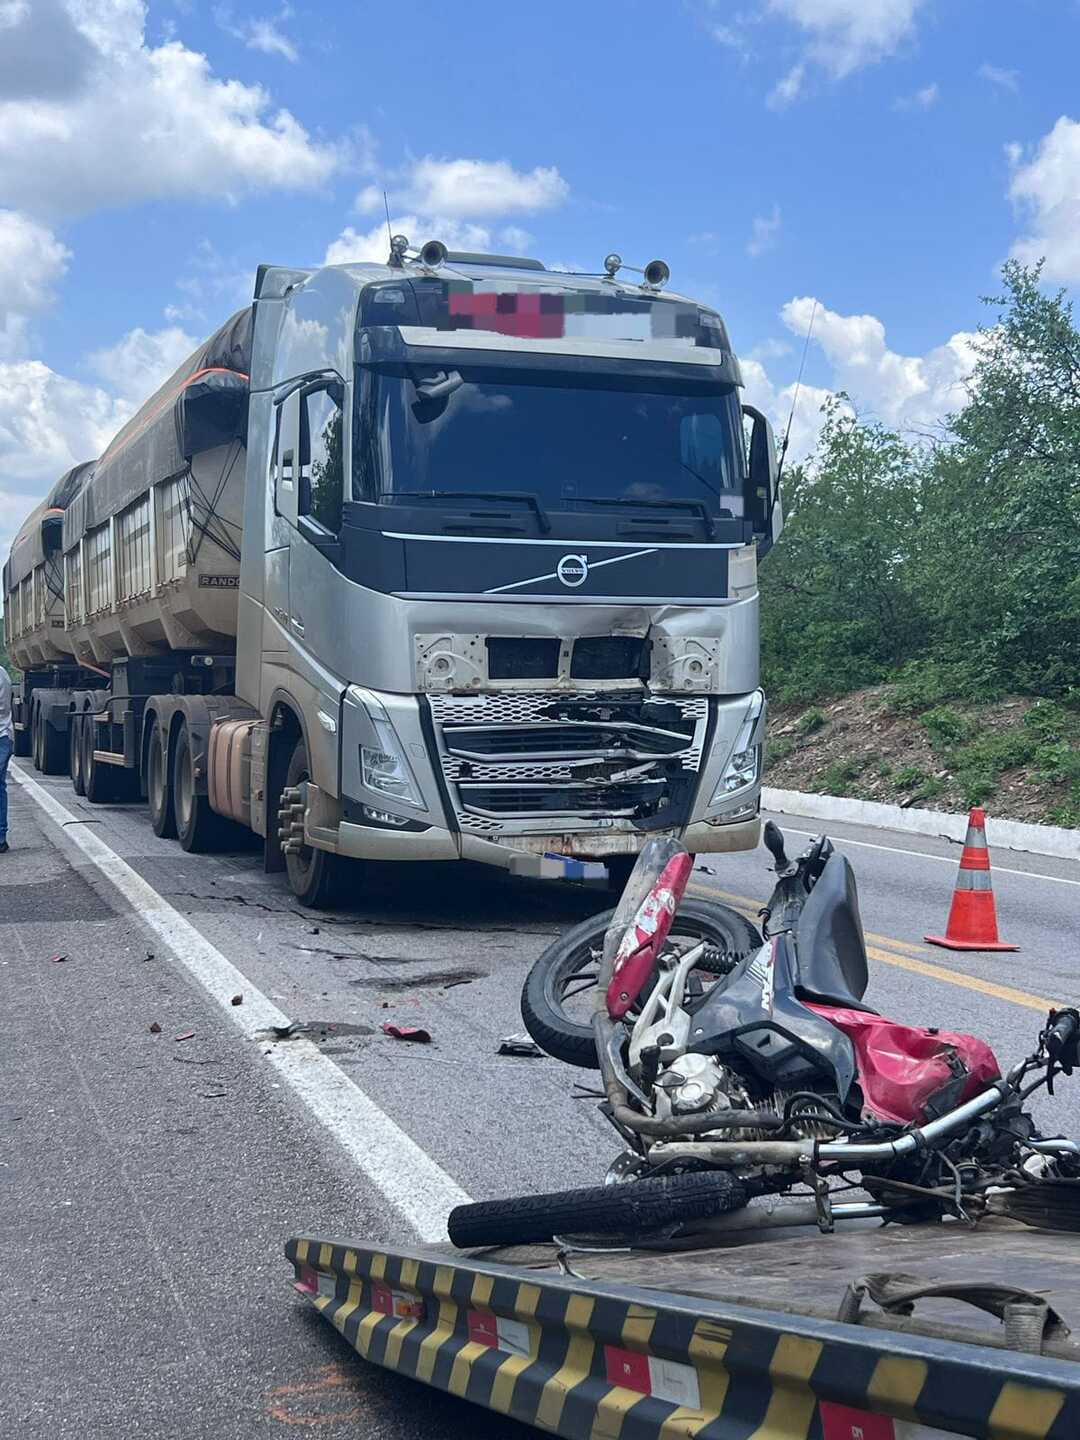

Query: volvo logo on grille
left=556, top=553, right=589, bottom=588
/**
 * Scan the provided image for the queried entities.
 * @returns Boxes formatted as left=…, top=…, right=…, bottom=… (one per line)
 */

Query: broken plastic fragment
left=382, top=1022, right=431, bottom=1043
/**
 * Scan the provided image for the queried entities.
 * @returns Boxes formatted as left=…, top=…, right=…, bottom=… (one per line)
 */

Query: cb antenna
left=383, top=190, right=393, bottom=254
left=776, top=298, right=818, bottom=485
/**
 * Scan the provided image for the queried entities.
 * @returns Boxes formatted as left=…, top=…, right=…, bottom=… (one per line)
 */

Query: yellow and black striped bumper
left=286, top=1237, right=1078, bottom=1438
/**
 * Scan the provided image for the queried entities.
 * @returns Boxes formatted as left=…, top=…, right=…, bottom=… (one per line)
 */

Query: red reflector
left=293, top=1263, right=319, bottom=1295
left=604, top=1345, right=652, bottom=1395
left=819, top=1401, right=895, bottom=1440
left=467, top=1310, right=499, bottom=1348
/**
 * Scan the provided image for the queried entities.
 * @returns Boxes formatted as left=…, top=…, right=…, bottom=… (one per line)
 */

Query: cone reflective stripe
left=925, top=806, right=1018, bottom=952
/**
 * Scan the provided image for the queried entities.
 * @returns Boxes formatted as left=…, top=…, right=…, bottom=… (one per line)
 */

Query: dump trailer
left=3, top=243, right=781, bottom=905
left=286, top=1215, right=1080, bottom=1438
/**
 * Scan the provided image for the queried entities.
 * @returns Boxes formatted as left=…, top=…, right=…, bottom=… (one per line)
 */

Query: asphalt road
left=2, top=760, right=1077, bottom=1437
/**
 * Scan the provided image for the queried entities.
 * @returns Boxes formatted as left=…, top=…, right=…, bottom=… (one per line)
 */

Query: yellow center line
left=687, top=881, right=1063, bottom=1014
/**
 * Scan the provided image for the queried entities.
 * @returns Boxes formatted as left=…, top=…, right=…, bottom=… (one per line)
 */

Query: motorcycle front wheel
left=448, top=1171, right=748, bottom=1248
left=521, top=898, right=761, bottom=1069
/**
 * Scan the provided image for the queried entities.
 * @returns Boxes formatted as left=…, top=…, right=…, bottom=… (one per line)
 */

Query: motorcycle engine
left=659, top=1055, right=837, bottom=1140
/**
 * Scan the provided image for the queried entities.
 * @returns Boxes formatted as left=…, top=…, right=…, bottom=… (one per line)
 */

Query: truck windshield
left=353, top=368, right=746, bottom=518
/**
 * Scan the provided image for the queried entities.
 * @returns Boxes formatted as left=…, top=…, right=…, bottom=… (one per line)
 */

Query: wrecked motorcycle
left=449, top=825, right=1080, bottom=1247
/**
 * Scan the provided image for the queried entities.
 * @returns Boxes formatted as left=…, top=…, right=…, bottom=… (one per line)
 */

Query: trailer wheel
left=283, top=738, right=347, bottom=908
left=83, top=718, right=116, bottom=804
left=146, top=716, right=176, bottom=838
left=70, top=713, right=86, bottom=796
left=173, top=720, right=226, bottom=852
left=448, top=1172, right=748, bottom=1249
left=13, top=723, right=31, bottom=758
left=520, top=898, right=762, bottom=1069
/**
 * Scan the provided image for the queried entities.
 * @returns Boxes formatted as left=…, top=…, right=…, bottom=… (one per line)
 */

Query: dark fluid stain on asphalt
left=1, top=875, right=112, bottom=924
left=348, top=968, right=486, bottom=991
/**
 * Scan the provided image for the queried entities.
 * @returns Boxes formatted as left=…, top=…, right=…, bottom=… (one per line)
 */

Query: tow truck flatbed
left=286, top=1211, right=1080, bottom=1438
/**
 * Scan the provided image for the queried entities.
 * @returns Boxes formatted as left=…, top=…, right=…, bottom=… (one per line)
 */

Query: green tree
left=760, top=399, right=925, bottom=700
left=915, top=261, right=1080, bottom=695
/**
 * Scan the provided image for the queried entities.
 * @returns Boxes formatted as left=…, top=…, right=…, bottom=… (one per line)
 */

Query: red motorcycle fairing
left=806, top=1004, right=1001, bottom=1125
left=606, top=851, right=695, bottom=1020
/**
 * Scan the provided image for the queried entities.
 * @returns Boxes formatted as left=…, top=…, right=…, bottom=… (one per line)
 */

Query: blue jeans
left=0, top=734, right=11, bottom=842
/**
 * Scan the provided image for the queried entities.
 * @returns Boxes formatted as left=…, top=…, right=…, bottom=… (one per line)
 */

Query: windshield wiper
left=571, top=495, right=715, bottom=541
left=389, top=489, right=551, bottom=534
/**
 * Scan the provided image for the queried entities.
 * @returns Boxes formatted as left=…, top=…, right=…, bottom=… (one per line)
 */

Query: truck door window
left=300, top=384, right=344, bottom=536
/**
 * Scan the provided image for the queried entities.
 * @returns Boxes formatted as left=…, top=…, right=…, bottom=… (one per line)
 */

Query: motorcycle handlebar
left=1047, top=1009, right=1080, bottom=1074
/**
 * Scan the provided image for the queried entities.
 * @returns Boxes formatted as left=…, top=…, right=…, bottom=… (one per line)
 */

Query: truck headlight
left=354, top=692, right=424, bottom=808
left=710, top=691, right=765, bottom=804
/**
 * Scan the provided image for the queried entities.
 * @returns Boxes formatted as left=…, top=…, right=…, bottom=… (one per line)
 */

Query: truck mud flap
left=286, top=1237, right=1078, bottom=1438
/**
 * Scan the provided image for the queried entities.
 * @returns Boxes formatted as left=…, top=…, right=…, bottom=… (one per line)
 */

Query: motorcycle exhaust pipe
left=648, top=1081, right=1011, bottom=1169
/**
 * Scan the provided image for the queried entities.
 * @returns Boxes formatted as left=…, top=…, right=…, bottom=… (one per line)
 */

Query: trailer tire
left=146, top=716, right=176, bottom=838
left=283, top=738, right=347, bottom=908
left=521, top=898, right=762, bottom=1069
left=173, top=720, right=227, bottom=852
left=70, top=713, right=86, bottom=796
left=39, top=714, right=65, bottom=775
left=448, top=1172, right=748, bottom=1249
left=13, top=722, right=31, bottom=758
left=83, top=718, right=117, bottom=804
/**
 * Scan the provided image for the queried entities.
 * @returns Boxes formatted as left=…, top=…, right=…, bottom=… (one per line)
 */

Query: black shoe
left=0, top=842, right=9, bottom=853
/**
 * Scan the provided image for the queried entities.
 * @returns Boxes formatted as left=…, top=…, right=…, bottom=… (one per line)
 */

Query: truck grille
left=427, top=691, right=710, bottom=834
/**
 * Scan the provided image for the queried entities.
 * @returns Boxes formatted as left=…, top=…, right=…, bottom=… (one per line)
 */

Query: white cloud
left=779, top=295, right=978, bottom=431
left=215, top=6, right=299, bottom=62
left=979, top=63, right=1019, bottom=94
left=369, top=157, right=569, bottom=220
left=0, top=210, right=71, bottom=358
left=87, top=325, right=197, bottom=406
left=1008, top=116, right=1080, bottom=283
left=0, top=0, right=338, bottom=217
left=740, top=355, right=835, bottom=465
left=747, top=205, right=782, bottom=257
left=894, top=82, right=938, bottom=111
left=766, top=0, right=925, bottom=105
left=0, top=359, right=132, bottom=556
left=324, top=215, right=495, bottom=267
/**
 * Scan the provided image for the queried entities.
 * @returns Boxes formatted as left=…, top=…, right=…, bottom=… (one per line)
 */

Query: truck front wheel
left=282, top=738, right=347, bottom=908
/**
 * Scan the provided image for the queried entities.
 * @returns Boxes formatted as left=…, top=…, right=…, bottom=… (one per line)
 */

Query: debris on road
left=144, top=950, right=154, bottom=962
left=270, top=1022, right=301, bottom=1040
left=382, top=1022, right=431, bottom=1044
left=231, top=993, right=243, bottom=1006
left=175, top=1030, right=196, bottom=1042
left=149, top=1021, right=162, bottom=1034
left=50, top=954, right=67, bottom=963
left=497, top=1033, right=545, bottom=1058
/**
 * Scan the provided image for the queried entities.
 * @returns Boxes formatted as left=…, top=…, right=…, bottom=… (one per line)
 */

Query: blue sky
left=3, top=0, right=1080, bottom=552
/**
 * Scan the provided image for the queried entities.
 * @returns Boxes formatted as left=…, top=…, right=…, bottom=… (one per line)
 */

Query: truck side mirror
left=741, top=404, right=783, bottom=558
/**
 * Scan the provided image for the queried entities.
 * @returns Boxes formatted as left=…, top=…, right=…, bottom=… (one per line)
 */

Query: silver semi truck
left=2, top=243, right=781, bottom=905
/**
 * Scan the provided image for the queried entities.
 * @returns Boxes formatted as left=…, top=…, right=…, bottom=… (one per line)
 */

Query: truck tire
left=520, top=898, right=761, bottom=1069
left=283, top=738, right=348, bottom=908
left=83, top=718, right=117, bottom=804
left=39, top=713, right=66, bottom=775
left=146, top=716, right=176, bottom=838
left=31, top=708, right=43, bottom=771
left=448, top=1172, right=748, bottom=1249
left=70, top=713, right=86, bottom=796
left=13, top=722, right=31, bottom=758
left=173, top=719, right=227, bottom=852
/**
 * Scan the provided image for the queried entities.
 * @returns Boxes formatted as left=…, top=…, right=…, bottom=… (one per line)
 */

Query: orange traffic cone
left=925, top=807, right=1018, bottom=952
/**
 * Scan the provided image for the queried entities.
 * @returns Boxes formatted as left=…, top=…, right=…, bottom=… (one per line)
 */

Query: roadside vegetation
left=761, top=261, right=1080, bottom=826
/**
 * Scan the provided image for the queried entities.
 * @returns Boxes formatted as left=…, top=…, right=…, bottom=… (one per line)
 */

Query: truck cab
left=237, top=246, right=781, bottom=902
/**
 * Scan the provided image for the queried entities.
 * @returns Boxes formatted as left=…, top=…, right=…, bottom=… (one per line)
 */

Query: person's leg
left=0, top=734, right=11, bottom=846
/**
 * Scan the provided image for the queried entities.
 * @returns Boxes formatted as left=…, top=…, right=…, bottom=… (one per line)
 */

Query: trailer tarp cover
left=5, top=461, right=94, bottom=594
left=62, top=307, right=252, bottom=549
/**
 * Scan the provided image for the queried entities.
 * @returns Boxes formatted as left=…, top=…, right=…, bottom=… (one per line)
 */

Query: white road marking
left=13, top=765, right=472, bottom=1242
left=776, top=823, right=1080, bottom=888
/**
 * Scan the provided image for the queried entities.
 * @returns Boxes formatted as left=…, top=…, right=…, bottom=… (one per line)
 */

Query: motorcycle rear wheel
left=448, top=1171, right=748, bottom=1248
left=521, top=897, right=761, bottom=1069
